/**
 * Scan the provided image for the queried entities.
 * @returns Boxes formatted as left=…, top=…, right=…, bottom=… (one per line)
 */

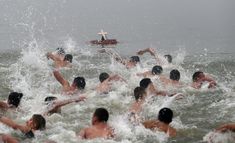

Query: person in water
left=0, top=133, right=19, bottom=143
left=137, top=65, right=163, bottom=78
left=43, top=96, right=86, bottom=115
left=191, top=71, right=216, bottom=89
left=137, top=48, right=172, bottom=65
left=0, top=92, right=23, bottom=111
left=96, top=72, right=126, bottom=94
left=98, top=48, right=140, bottom=69
left=53, top=69, right=86, bottom=95
left=139, top=78, right=167, bottom=96
left=160, top=69, right=182, bottom=87
left=47, top=47, right=73, bottom=68
left=78, top=108, right=114, bottom=139
left=0, top=114, right=46, bottom=138
left=142, top=107, right=176, bottom=137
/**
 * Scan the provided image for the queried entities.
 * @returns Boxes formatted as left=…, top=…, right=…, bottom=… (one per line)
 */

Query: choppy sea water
left=0, top=39, right=234, bottom=143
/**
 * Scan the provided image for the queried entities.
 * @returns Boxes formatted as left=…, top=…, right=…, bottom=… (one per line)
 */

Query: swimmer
left=0, top=92, right=23, bottom=111
left=139, top=78, right=167, bottom=96
left=98, top=48, right=140, bottom=69
left=47, top=48, right=72, bottom=68
left=142, top=107, right=176, bottom=137
left=215, top=123, right=235, bottom=132
left=191, top=71, right=217, bottom=89
left=53, top=69, right=86, bottom=95
left=43, top=96, right=86, bottom=115
left=137, top=48, right=172, bottom=65
left=129, top=87, right=146, bottom=114
left=78, top=108, right=114, bottom=139
left=0, top=134, right=19, bottom=143
left=129, top=87, right=147, bottom=123
left=0, top=114, right=46, bottom=138
left=160, top=69, right=182, bottom=87
left=137, top=65, right=163, bottom=78
left=96, top=72, right=126, bottom=94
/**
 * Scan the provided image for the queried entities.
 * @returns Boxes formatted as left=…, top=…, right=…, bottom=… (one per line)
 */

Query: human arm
left=53, top=70, right=69, bottom=87
left=0, top=116, right=29, bottom=133
left=137, top=48, right=162, bottom=65
left=98, top=49, right=126, bottom=65
left=1, top=134, right=19, bottom=143
left=216, top=124, right=235, bottom=132
left=78, top=128, right=86, bottom=139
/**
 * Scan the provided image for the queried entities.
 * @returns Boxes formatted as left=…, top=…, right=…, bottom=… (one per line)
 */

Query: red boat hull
left=90, top=39, right=118, bottom=45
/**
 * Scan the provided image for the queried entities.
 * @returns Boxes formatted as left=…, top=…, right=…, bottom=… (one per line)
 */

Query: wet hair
left=164, top=55, right=172, bottom=63
left=134, top=87, right=146, bottom=101
left=56, top=47, right=65, bottom=55
left=32, top=114, right=46, bottom=130
left=192, top=71, right=203, bottom=82
left=130, top=56, right=140, bottom=63
left=158, top=108, right=173, bottom=124
left=152, top=65, right=163, bottom=75
left=73, top=77, right=86, bottom=89
left=170, top=69, right=180, bottom=81
left=94, top=108, right=109, bottom=122
left=44, top=96, right=57, bottom=104
left=139, top=78, right=152, bottom=89
left=64, top=54, right=73, bottom=63
left=99, top=72, right=110, bottom=83
left=7, top=92, right=23, bottom=107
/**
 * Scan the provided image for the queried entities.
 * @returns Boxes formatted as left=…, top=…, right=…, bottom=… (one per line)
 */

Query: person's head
left=139, top=78, right=152, bottom=89
left=158, top=108, right=173, bottom=124
left=152, top=65, right=163, bottom=75
left=134, top=87, right=146, bottom=101
left=99, top=72, right=110, bottom=83
left=56, top=47, right=65, bottom=55
left=164, top=55, right=172, bottom=63
left=64, top=54, right=73, bottom=63
left=129, top=56, right=140, bottom=64
left=92, top=108, right=109, bottom=125
left=26, top=114, right=46, bottom=130
left=170, top=69, right=180, bottom=81
left=7, top=92, right=23, bottom=108
left=73, top=77, right=86, bottom=90
left=44, top=96, right=57, bottom=104
left=192, top=71, right=205, bottom=82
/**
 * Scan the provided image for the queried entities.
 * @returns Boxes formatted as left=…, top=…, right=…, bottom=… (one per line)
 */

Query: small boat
left=90, top=30, right=118, bottom=46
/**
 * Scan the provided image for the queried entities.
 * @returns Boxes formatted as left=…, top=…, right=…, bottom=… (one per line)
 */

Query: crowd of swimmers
left=0, top=47, right=234, bottom=143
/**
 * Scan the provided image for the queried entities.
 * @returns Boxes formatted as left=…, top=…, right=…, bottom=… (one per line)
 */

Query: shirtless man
left=129, top=87, right=147, bottom=114
left=191, top=71, right=216, bottom=89
left=142, top=107, right=176, bottom=137
left=160, top=69, right=182, bottom=87
left=43, top=96, right=86, bottom=115
left=53, top=70, right=86, bottom=95
left=137, top=65, right=163, bottom=78
left=96, top=72, right=126, bottom=94
left=0, top=114, right=46, bottom=138
left=0, top=92, right=23, bottom=111
left=47, top=48, right=72, bottom=68
left=78, top=108, right=114, bottom=139
left=139, top=78, right=167, bottom=96
left=98, top=48, right=140, bottom=69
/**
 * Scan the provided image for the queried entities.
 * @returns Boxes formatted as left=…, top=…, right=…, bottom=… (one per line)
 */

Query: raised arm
left=98, top=49, right=126, bottom=65
left=0, top=116, right=29, bottom=133
left=53, top=70, right=69, bottom=87
left=137, top=48, right=162, bottom=65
